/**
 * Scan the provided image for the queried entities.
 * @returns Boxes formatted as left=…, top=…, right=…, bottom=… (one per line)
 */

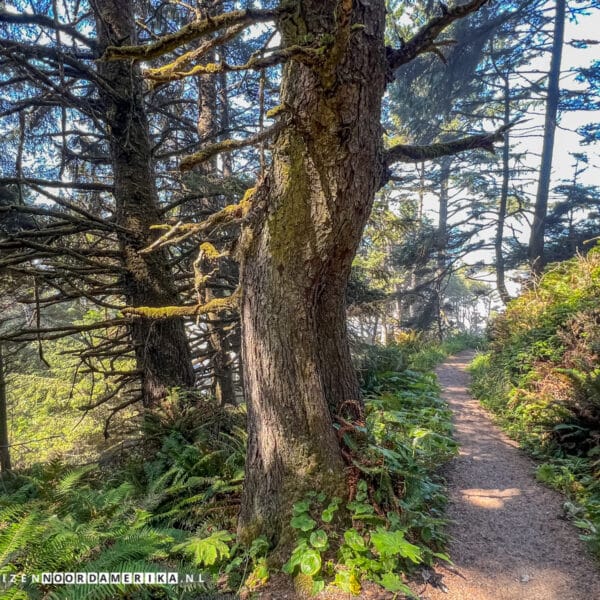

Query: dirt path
left=417, top=350, right=600, bottom=600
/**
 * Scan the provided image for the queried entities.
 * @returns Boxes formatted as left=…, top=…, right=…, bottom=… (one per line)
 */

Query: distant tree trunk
left=197, top=35, right=236, bottom=406
left=528, top=0, right=565, bottom=276
left=496, top=75, right=512, bottom=304
left=0, top=343, right=11, bottom=473
left=238, top=0, right=386, bottom=550
left=434, top=158, right=451, bottom=340
left=94, top=0, right=195, bottom=408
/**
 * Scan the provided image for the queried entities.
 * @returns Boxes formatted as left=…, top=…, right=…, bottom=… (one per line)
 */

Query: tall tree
left=0, top=0, right=196, bottom=411
left=528, top=0, right=566, bottom=275
left=103, top=0, right=506, bottom=550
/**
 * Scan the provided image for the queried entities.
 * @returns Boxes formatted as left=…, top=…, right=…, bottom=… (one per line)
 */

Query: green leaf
left=356, top=480, right=368, bottom=502
left=249, top=535, right=270, bottom=558
left=300, top=549, right=322, bottom=576
left=172, top=530, right=233, bottom=567
left=292, top=500, right=311, bottom=515
left=333, top=569, right=361, bottom=595
left=370, top=528, right=422, bottom=563
left=432, top=551, right=452, bottom=563
left=309, top=529, right=329, bottom=550
left=290, top=514, right=317, bottom=532
left=321, top=498, right=341, bottom=523
left=312, top=578, right=326, bottom=595
left=343, top=529, right=367, bottom=552
left=378, top=572, right=412, bottom=594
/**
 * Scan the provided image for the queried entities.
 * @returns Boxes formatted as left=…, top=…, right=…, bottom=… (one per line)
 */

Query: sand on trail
left=416, top=350, right=600, bottom=600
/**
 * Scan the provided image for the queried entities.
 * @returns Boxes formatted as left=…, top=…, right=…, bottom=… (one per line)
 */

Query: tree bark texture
left=94, top=0, right=195, bottom=408
left=528, top=0, right=565, bottom=276
left=238, top=0, right=387, bottom=549
left=0, top=344, right=11, bottom=473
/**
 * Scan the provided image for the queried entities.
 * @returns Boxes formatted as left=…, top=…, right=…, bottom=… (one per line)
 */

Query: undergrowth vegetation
left=1, top=341, right=459, bottom=598
left=470, top=246, right=600, bottom=557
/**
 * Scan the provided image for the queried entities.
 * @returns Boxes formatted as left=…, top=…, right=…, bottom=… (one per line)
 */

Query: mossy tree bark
left=238, top=0, right=387, bottom=549
left=196, top=24, right=237, bottom=406
left=0, top=343, right=11, bottom=473
left=94, top=0, right=195, bottom=408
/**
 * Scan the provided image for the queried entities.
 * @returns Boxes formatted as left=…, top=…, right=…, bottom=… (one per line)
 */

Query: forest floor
left=413, top=350, right=600, bottom=600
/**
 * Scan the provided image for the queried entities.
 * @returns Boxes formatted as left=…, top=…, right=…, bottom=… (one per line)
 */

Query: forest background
left=0, top=0, right=600, bottom=598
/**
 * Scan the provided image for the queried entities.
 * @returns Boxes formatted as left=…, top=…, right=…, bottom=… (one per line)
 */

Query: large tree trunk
left=0, top=343, right=11, bottom=473
left=238, top=0, right=387, bottom=549
left=528, top=0, right=565, bottom=276
left=94, top=0, right=195, bottom=408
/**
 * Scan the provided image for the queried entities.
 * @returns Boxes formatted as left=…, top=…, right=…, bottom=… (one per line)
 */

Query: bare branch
left=180, top=123, right=284, bottom=171
left=102, top=9, right=280, bottom=62
left=0, top=177, right=113, bottom=192
left=387, top=0, right=490, bottom=71
left=0, top=9, right=98, bottom=50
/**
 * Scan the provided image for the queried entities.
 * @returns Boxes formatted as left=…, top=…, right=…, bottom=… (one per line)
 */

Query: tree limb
left=0, top=9, right=98, bottom=50
left=180, top=123, right=284, bottom=171
left=385, top=125, right=510, bottom=168
left=122, top=288, right=240, bottom=320
left=387, top=0, right=490, bottom=71
left=102, top=9, right=280, bottom=62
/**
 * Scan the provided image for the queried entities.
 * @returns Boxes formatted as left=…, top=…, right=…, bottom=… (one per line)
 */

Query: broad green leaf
left=343, top=529, right=367, bottom=552
left=379, top=572, right=412, bottom=594
left=312, top=578, right=326, bottom=595
left=290, top=514, right=317, bottom=532
left=172, top=530, right=233, bottom=567
left=299, top=549, right=322, bottom=576
left=334, top=569, right=361, bottom=595
left=310, top=529, right=329, bottom=549
left=370, top=528, right=422, bottom=563
left=292, top=500, right=311, bottom=515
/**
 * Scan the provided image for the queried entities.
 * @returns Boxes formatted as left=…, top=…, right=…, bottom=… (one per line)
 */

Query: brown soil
left=415, top=350, right=600, bottom=600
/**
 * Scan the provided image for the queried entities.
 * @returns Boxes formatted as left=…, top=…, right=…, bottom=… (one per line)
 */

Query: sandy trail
left=416, top=350, right=600, bottom=600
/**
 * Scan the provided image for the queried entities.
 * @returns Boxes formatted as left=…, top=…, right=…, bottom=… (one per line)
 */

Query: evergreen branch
left=387, top=0, right=490, bottom=71
left=102, top=9, right=280, bottom=62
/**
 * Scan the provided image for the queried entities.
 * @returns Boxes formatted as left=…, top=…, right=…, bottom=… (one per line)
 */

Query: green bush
left=469, top=246, right=600, bottom=557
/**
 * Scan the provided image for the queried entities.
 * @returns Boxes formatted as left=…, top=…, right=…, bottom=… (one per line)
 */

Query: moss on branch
left=384, top=126, right=510, bottom=167
left=102, top=9, right=280, bottom=62
left=121, top=288, right=240, bottom=320
left=146, top=45, right=319, bottom=84
left=180, top=125, right=284, bottom=171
